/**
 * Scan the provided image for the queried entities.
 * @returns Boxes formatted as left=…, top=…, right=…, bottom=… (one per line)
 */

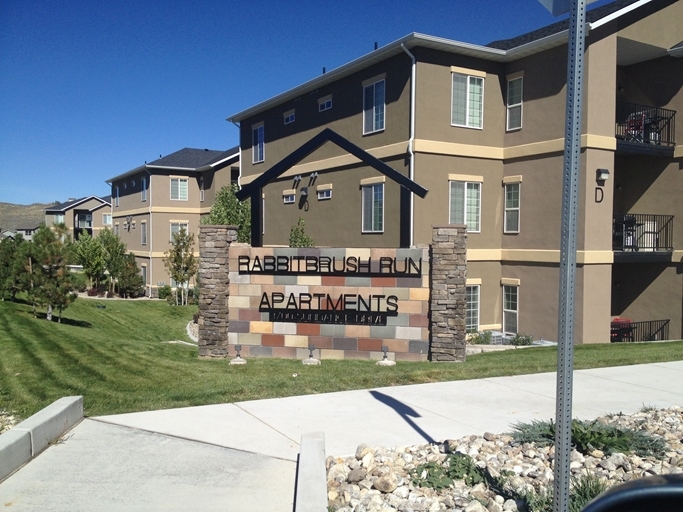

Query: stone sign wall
left=198, top=225, right=467, bottom=362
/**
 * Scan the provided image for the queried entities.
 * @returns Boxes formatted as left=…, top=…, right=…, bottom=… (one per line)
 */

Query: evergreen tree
left=0, top=236, right=20, bottom=301
left=202, top=183, right=251, bottom=243
left=163, top=227, right=198, bottom=305
left=118, top=253, right=145, bottom=298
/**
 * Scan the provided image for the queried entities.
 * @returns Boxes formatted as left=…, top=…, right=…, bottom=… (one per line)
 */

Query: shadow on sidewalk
left=370, top=390, right=436, bottom=444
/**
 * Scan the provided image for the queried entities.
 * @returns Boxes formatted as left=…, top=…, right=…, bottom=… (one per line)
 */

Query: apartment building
left=227, top=0, right=683, bottom=344
left=45, top=196, right=112, bottom=240
left=106, top=147, right=239, bottom=296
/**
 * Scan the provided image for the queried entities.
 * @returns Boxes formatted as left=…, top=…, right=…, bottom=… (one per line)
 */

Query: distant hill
left=0, top=202, right=54, bottom=232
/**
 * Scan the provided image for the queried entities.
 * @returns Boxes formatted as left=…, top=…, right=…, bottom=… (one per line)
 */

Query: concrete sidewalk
left=1, top=361, right=682, bottom=511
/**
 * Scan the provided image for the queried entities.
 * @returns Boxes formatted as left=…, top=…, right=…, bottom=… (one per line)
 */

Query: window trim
left=114, top=223, right=119, bottom=236
left=283, top=109, right=295, bottom=125
left=318, top=95, right=332, bottom=112
left=141, top=177, right=147, bottom=201
left=466, top=284, right=480, bottom=332
left=54, top=213, right=65, bottom=224
left=361, top=182, right=384, bottom=233
left=141, top=221, right=147, bottom=246
left=170, top=177, right=188, bottom=201
left=451, top=68, right=485, bottom=130
left=449, top=179, right=482, bottom=233
left=282, top=189, right=296, bottom=204
left=169, top=221, right=189, bottom=243
left=504, top=182, right=521, bottom=234
left=506, top=75, right=523, bottom=131
left=102, top=213, right=112, bottom=226
left=502, top=283, right=519, bottom=336
left=362, top=77, right=386, bottom=135
left=252, top=123, right=265, bottom=164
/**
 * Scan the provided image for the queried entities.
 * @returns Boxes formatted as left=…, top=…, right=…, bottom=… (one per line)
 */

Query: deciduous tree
left=202, top=184, right=251, bottom=243
left=163, top=227, right=197, bottom=305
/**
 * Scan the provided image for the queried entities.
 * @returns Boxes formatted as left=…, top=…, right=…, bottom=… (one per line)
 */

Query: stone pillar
left=198, top=225, right=238, bottom=358
left=430, top=225, right=467, bottom=362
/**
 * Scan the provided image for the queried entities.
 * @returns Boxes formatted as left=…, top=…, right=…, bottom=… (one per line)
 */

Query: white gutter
left=230, top=120, right=242, bottom=188
left=589, top=0, right=651, bottom=30
left=401, top=43, right=416, bottom=248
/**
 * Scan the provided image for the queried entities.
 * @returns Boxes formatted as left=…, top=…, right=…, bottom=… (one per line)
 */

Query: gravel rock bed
left=327, top=406, right=683, bottom=511
left=0, top=410, right=20, bottom=435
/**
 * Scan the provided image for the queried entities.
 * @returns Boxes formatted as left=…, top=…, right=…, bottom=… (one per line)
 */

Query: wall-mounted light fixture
left=300, top=187, right=308, bottom=197
left=596, top=168, right=610, bottom=182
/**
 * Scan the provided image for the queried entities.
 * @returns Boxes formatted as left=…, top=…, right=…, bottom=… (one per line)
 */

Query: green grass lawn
left=1, top=297, right=681, bottom=419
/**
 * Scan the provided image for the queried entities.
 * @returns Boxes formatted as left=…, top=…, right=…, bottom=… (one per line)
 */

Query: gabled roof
left=106, top=146, right=239, bottom=183
left=228, top=0, right=664, bottom=123
left=45, top=195, right=111, bottom=213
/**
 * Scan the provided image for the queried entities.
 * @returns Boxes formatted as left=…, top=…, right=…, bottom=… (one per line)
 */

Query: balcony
left=613, top=213, right=673, bottom=262
left=615, top=101, right=676, bottom=156
left=610, top=318, right=670, bottom=343
left=74, top=227, right=93, bottom=240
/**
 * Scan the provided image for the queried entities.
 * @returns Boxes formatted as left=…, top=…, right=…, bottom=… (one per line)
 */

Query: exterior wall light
left=596, top=169, right=610, bottom=182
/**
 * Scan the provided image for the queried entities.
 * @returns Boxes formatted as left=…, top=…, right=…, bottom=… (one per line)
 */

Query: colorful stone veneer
left=227, top=245, right=431, bottom=361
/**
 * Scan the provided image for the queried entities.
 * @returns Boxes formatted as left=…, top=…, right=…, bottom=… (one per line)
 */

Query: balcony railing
left=612, top=214, right=673, bottom=252
left=616, top=101, right=676, bottom=148
left=610, top=319, right=670, bottom=343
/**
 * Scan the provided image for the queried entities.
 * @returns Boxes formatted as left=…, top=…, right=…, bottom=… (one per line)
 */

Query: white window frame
left=317, top=189, right=332, bottom=201
left=361, top=182, right=384, bottom=233
left=449, top=180, right=481, bottom=233
left=503, top=285, right=519, bottom=336
left=170, top=222, right=189, bottom=243
left=252, top=123, right=264, bottom=163
left=54, top=213, right=65, bottom=224
left=283, top=110, right=295, bottom=125
left=466, top=285, right=480, bottom=332
left=363, top=79, right=385, bottom=134
left=283, top=194, right=295, bottom=204
left=318, top=96, right=332, bottom=112
left=141, top=221, right=147, bottom=246
left=115, top=186, right=120, bottom=207
left=504, top=182, right=521, bottom=234
left=141, top=177, right=147, bottom=201
left=102, top=213, right=112, bottom=225
left=507, top=76, right=523, bottom=131
left=451, top=70, right=484, bottom=129
left=170, top=177, right=188, bottom=201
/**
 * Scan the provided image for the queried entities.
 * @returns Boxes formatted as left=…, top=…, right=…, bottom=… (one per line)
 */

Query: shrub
left=158, top=285, right=172, bottom=300
left=508, top=333, right=533, bottom=346
left=289, top=217, right=314, bottom=247
left=87, top=288, right=99, bottom=297
left=410, top=453, right=485, bottom=490
left=468, top=330, right=492, bottom=345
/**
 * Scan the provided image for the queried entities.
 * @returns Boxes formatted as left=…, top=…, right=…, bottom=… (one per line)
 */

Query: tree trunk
left=46, top=304, right=53, bottom=321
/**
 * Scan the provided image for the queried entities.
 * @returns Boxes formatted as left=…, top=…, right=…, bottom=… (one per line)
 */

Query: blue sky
left=0, top=0, right=612, bottom=205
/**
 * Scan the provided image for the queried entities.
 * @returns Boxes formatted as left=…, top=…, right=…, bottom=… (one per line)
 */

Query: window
left=504, top=183, right=520, bottom=233
left=466, top=285, right=480, bottom=332
left=102, top=213, right=112, bottom=225
left=283, top=110, right=295, bottom=125
left=170, top=222, right=189, bottom=242
left=170, top=178, right=188, bottom=201
left=317, top=189, right=332, bottom=200
left=362, top=183, right=384, bottom=233
left=141, top=177, right=147, bottom=201
left=141, top=222, right=147, bottom=245
left=78, top=213, right=92, bottom=228
left=115, top=187, right=119, bottom=207
left=114, top=223, right=119, bottom=236
left=54, top=213, right=64, bottom=224
left=449, top=181, right=481, bottom=232
left=503, top=285, right=518, bottom=335
left=252, top=124, right=264, bottom=163
left=319, top=97, right=332, bottom=112
left=363, top=79, right=385, bottom=134
left=199, top=177, right=205, bottom=202
left=141, top=266, right=147, bottom=286
left=283, top=194, right=295, bottom=204
left=507, top=76, right=523, bottom=131
left=451, top=72, right=484, bottom=129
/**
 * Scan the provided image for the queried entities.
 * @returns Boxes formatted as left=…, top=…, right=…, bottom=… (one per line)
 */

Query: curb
left=295, top=431, right=327, bottom=512
left=0, top=396, right=83, bottom=482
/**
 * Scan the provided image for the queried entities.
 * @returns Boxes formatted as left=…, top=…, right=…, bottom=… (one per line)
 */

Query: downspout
left=147, top=169, right=153, bottom=298
left=230, top=120, right=242, bottom=188
left=401, top=43, right=416, bottom=247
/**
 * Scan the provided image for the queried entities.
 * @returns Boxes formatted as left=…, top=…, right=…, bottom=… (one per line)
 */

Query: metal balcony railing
left=610, top=319, right=670, bottom=343
left=616, top=101, right=676, bottom=147
left=612, top=214, right=674, bottom=252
